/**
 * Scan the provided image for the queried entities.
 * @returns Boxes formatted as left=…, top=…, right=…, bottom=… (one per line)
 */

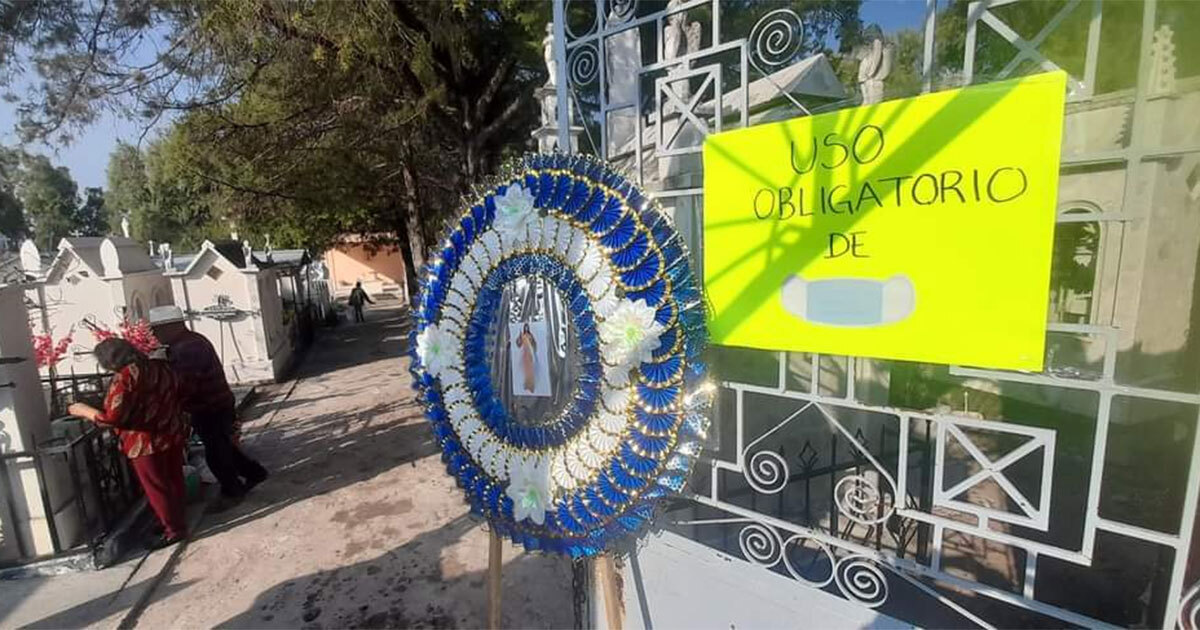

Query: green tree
left=0, top=1, right=552, bottom=297
left=104, top=133, right=227, bottom=250
left=0, top=147, right=25, bottom=239
left=933, top=0, right=1199, bottom=94
left=75, top=187, right=107, bottom=237
left=16, top=155, right=78, bottom=250
left=105, top=143, right=150, bottom=236
left=140, top=131, right=226, bottom=250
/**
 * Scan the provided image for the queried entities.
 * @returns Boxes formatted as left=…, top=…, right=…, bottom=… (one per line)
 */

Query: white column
left=0, top=284, right=60, bottom=560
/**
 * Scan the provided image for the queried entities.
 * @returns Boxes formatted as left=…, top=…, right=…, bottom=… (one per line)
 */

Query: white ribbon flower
left=493, top=183, right=536, bottom=239
left=507, top=456, right=553, bottom=525
left=416, top=322, right=455, bottom=377
left=599, top=298, right=665, bottom=382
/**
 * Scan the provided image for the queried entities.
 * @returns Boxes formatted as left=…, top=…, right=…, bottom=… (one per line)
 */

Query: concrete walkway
left=126, top=302, right=574, bottom=629
left=0, top=542, right=183, bottom=629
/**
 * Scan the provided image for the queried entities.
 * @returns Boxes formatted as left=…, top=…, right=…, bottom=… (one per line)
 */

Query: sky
left=0, top=0, right=933, bottom=193
left=0, top=97, right=160, bottom=190
left=860, top=0, right=932, bottom=33
left=0, top=25, right=172, bottom=191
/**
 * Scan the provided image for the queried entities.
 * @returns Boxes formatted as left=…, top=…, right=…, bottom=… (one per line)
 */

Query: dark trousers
left=353, top=304, right=365, bottom=322
left=130, top=446, right=187, bottom=538
left=193, top=405, right=267, bottom=497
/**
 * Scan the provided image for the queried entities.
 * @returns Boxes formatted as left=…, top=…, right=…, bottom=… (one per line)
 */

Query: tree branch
left=39, top=0, right=110, bottom=138
left=474, top=91, right=531, bottom=146
left=387, top=0, right=459, bottom=92
left=476, top=56, right=515, bottom=120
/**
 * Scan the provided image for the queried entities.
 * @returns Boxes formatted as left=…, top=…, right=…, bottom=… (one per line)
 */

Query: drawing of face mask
left=780, top=274, right=915, bottom=327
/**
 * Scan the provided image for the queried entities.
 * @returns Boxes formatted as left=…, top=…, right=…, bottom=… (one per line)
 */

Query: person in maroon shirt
left=149, top=306, right=267, bottom=509
left=68, top=338, right=189, bottom=546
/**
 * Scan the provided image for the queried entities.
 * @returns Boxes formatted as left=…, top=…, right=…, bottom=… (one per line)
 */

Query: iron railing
left=41, top=371, right=107, bottom=419
left=553, top=0, right=1200, bottom=627
left=0, top=421, right=141, bottom=568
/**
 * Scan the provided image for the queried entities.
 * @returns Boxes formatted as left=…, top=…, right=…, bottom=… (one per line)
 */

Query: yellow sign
left=702, top=72, right=1066, bottom=370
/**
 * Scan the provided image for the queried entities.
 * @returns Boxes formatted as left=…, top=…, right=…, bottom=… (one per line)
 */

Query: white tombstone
left=18, top=240, right=40, bottom=276
left=0, top=283, right=84, bottom=561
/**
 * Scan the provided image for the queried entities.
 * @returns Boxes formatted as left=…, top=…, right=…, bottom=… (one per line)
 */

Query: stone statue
left=856, top=32, right=893, bottom=105
left=242, top=240, right=253, bottom=268
left=158, top=242, right=173, bottom=269
left=543, top=23, right=557, bottom=88
left=662, top=0, right=701, bottom=107
left=120, top=214, right=131, bottom=238
left=663, top=4, right=684, bottom=64
left=532, top=21, right=581, bottom=153
left=685, top=21, right=702, bottom=59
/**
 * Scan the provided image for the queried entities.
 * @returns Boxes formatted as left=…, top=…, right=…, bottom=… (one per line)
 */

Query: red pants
left=130, top=446, right=187, bottom=539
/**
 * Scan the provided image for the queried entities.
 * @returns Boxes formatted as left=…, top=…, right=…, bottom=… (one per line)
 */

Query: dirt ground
left=132, top=303, right=576, bottom=629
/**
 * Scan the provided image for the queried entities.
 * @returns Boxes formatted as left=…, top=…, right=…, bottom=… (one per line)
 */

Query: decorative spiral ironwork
left=834, top=555, right=889, bottom=608
left=834, top=473, right=894, bottom=525
left=607, top=0, right=637, bottom=24
left=748, top=9, right=804, bottom=70
left=564, top=0, right=599, bottom=40
left=744, top=449, right=789, bottom=494
left=569, top=44, right=599, bottom=86
left=781, top=535, right=835, bottom=587
left=1180, top=581, right=1200, bottom=630
left=738, top=522, right=782, bottom=567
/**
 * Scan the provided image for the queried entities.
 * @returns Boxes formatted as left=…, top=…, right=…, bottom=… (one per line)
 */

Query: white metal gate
left=551, top=1, right=1200, bottom=627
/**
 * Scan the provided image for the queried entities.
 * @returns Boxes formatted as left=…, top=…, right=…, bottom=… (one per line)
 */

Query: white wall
left=28, top=255, right=178, bottom=376
left=117, top=271, right=175, bottom=322
left=169, top=254, right=296, bottom=384
left=30, top=271, right=115, bottom=376
left=0, top=284, right=83, bottom=561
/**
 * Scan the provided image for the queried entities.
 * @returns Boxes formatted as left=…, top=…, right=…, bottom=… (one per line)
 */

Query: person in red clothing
left=68, top=338, right=189, bottom=547
left=149, top=306, right=267, bottom=510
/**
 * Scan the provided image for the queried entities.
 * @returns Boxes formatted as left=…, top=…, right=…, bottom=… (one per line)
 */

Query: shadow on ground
left=195, top=304, right=435, bottom=541
left=215, top=515, right=576, bottom=629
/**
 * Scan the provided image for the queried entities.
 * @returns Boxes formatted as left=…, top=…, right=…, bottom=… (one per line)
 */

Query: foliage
left=0, top=1, right=553, bottom=298
left=16, top=154, right=78, bottom=250
left=104, top=143, right=149, bottom=236
left=5, top=151, right=121, bottom=248
left=931, top=0, right=1199, bottom=93
left=0, top=147, right=24, bottom=239
left=104, top=139, right=225, bottom=250
left=75, top=187, right=107, bottom=237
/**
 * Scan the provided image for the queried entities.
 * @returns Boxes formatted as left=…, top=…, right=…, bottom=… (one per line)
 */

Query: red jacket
left=96, top=360, right=188, bottom=458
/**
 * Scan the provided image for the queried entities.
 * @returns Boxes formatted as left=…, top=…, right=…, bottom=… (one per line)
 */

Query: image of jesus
left=515, top=322, right=538, bottom=393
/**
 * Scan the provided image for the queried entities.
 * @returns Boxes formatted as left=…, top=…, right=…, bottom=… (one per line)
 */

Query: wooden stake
left=487, top=530, right=503, bottom=630
left=594, top=553, right=623, bottom=630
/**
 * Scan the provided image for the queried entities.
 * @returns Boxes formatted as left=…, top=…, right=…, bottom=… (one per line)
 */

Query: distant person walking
left=68, top=338, right=189, bottom=547
left=150, top=306, right=268, bottom=511
left=348, top=281, right=375, bottom=323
